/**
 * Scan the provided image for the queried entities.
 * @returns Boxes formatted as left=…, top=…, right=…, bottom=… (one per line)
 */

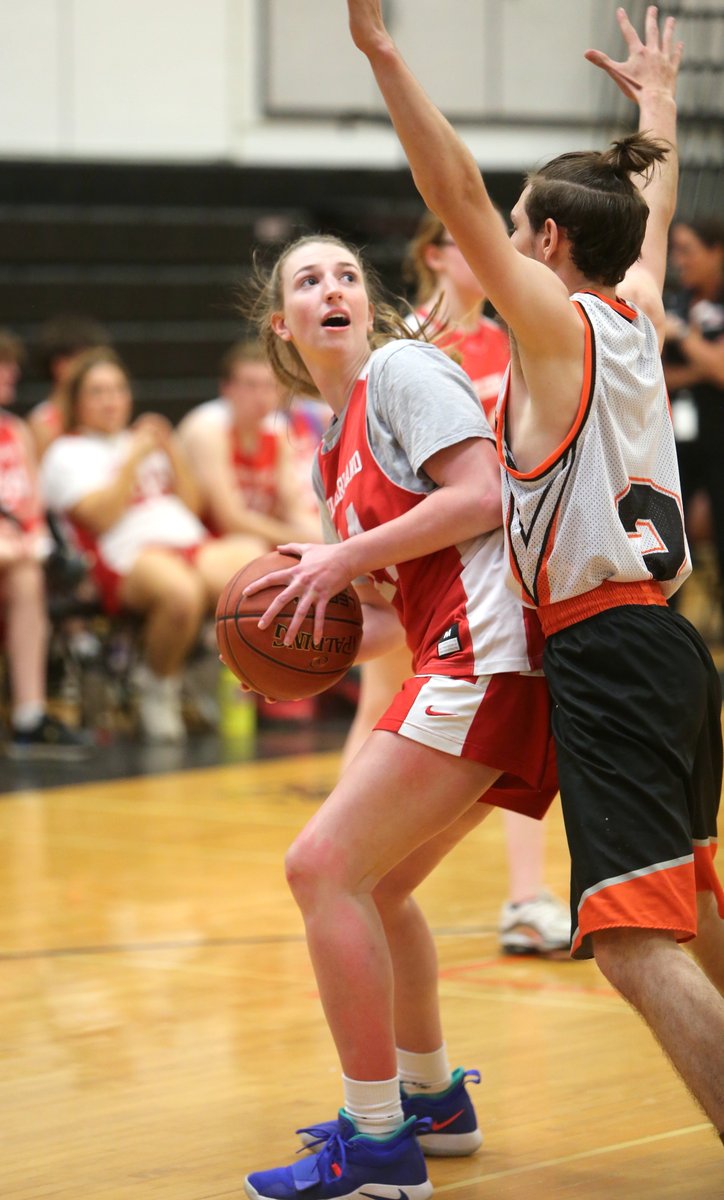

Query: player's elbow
left=479, top=484, right=504, bottom=534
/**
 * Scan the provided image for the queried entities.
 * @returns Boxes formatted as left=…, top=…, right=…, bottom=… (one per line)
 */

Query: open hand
left=585, top=5, right=682, bottom=104
left=242, top=541, right=356, bottom=646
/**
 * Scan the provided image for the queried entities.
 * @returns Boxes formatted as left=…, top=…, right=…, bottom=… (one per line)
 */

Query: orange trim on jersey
left=615, top=474, right=684, bottom=507
left=572, top=861, right=697, bottom=956
left=538, top=578, right=666, bottom=637
left=497, top=301, right=595, bottom=482
left=577, top=289, right=638, bottom=322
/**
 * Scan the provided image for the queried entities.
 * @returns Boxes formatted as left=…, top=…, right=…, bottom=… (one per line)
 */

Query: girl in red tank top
left=236, top=235, right=558, bottom=1197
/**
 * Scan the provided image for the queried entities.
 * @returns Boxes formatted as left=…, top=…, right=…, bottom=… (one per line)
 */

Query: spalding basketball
left=215, top=551, right=363, bottom=701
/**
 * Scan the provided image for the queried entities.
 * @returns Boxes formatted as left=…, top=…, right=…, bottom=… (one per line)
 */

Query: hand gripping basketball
left=215, top=549, right=363, bottom=702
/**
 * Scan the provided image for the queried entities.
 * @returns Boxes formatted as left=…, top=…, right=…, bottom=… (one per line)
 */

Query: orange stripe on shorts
left=573, top=859, right=697, bottom=956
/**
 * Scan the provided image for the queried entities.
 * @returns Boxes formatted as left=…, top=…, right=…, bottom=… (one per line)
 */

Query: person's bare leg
left=195, top=535, right=269, bottom=605
left=285, top=730, right=500, bottom=1081
left=373, top=801, right=492, bottom=1051
left=503, top=809, right=544, bottom=902
left=594, top=927, right=724, bottom=1132
left=689, top=891, right=724, bottom=996
left=120, top=550, right=206, bottom=675
left=4, top=559, right=48, bottom=706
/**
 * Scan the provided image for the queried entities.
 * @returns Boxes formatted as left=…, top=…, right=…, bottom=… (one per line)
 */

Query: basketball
left=215, top=551, right=364, bottom=701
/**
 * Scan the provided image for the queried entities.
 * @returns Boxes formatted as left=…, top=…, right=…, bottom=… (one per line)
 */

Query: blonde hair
left=242, top=234, right=424, bottom=398
left=402, top=211, right=449, bottom=306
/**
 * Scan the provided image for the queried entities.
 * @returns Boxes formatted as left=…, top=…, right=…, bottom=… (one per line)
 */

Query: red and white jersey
left=314, top=340, right=543, bottom=676
left=414, top=308, right=509, bottom=421
left=222, top=424, right=281, bottom=528
left=0, top=413, right=44, bottom=534
left=497, top=291, right=691, bottom=630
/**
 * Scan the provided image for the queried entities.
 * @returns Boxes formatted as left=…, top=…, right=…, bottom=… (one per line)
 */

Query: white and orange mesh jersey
left=496, top=291, right=692, bottom=634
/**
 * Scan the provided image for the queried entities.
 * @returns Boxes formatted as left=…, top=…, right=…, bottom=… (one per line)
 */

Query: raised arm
left=346, top=0, right=570, bottom=353
left=586, top=5, right=682, bottom=333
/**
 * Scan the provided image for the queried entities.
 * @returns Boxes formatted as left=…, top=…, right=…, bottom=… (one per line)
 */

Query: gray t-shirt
left=314, top=339, right=491, bottom=539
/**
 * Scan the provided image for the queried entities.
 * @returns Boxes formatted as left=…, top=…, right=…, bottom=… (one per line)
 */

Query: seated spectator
left=176, top=340, right=323, bottom=545
left=663, top=217, right=724, bottom=623
left=40, top=347, right=268, bottom=743
left=0, top=329, right=91, bottom=759
left=28, top=313, right=110, bottom=458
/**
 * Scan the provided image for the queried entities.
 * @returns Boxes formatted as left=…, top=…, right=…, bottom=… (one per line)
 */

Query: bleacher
left=0, top=159, right=523, bottom=424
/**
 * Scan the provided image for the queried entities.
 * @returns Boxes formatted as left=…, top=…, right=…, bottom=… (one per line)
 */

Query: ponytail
left=525, top=134, right=672, bottom=285
left=600, top=132, right=670, bottom=181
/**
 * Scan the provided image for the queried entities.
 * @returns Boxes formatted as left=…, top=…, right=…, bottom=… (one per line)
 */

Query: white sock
left=397, top=1045, right=452, bottom=1095
left=341, top=1074, right=404, bottom=1138
left=12, top=702, right=45, bottom=731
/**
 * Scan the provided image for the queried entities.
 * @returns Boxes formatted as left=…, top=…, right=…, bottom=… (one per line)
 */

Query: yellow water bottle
left=218, top=666, right=257, bottom=752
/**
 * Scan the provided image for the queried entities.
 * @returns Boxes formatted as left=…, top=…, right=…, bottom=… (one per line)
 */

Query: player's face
left=75, top=362, right=132, bottom=434
left=272, top=242, right=373, bottom=365
left=509, top=190, right=538, bottom=260
left=224, top=361, right=279, bottom=428
left=670, top=224, right=722, bottom=293
left=425, top=234, right=485, bottom=302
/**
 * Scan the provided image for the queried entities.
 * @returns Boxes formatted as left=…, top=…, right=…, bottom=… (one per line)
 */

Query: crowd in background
left=0, top=212, right=722, bottom=759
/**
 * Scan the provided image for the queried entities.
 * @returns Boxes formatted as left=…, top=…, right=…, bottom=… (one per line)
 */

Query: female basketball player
left=238, top=236, right=558, bottom=1199
left=339, top=210, right=571, bottom=958
left=346, top=0, right=724, bottom=1152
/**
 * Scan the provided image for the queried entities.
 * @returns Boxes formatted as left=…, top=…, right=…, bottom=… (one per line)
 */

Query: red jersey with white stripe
left=314, top=340, right=543, bottom=676
left=216, top=425, right=281, bottom=532
left=415, top=308, right=509, bottom=421
left=0, top=413, right=44, bottom=534
left=497, top=291, right=692, bottom=630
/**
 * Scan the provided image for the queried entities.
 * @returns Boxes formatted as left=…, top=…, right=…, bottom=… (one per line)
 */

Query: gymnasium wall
left=1, top=1, right=720, bottom=422
left=0, top=0, right=633, bottom=169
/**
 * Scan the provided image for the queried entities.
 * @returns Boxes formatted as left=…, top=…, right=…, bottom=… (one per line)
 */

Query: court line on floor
left=433, top=1123, right=712, bottom=1191
left=0, top=925, right=499, bottom=961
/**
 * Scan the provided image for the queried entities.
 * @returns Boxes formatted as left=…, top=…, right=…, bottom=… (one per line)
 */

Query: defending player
left=346, top=0, right=724, bottom=1149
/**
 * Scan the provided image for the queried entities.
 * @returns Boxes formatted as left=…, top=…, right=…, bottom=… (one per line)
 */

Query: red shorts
left=375, top=671, right=558, bottom=821
left=91, top=543, right=204, bottom=614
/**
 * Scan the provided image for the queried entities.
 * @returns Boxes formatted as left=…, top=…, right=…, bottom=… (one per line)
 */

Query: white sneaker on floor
left=135, top=669, right=187, bottom=743
left=499, top=890, right=571, bottom=956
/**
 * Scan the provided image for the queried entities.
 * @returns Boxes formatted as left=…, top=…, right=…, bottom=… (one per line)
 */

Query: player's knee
left=159, top=573, right=205, bottom=626
left=284, top=830, right=348, bottom=909
left=284, top=836, right=326, bottom=908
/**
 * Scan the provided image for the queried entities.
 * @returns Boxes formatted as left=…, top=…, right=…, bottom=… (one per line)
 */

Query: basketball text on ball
left=215, top=550, right=363, bottom=701
left=271, top=622, right=359, bottom=660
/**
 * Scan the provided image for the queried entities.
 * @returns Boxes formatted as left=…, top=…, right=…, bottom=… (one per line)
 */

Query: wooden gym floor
left=1, top=721, right=722, bottom=1199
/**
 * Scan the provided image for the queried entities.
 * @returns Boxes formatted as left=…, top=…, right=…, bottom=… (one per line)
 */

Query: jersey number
left=617, top=481, right=687, bottom=581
